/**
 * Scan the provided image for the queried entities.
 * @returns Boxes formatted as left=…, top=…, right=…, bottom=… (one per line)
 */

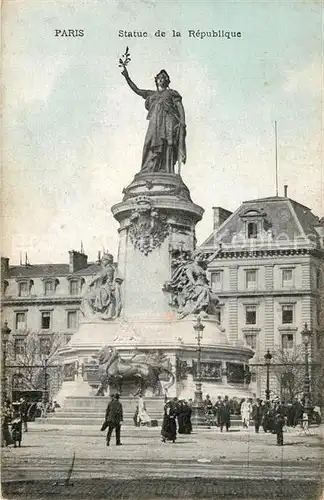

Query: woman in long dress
left=137, top=397, right=151, bottom=426
left=240, top=398, right=252, bottom=429
left=121, top=67, right=186, bottom=174
left=161, top=400, right=178, bottom=442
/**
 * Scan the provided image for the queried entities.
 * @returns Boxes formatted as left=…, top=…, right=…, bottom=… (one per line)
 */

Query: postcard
left=1, top=1, right=323, bottom=499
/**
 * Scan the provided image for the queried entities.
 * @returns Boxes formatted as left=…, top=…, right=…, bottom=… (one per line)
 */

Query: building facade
left=1, top=250, right=101, bottom=397
left=201, top=196, right=324, bottom=403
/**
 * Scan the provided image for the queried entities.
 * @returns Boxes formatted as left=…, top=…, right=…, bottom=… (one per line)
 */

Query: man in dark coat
left=274, top=408, right=285, bottom=446
left=220, top=396, right=231, bottom=432
left=252, top=398, right=263, bottom=433
left=19, top=398, right=28, bottom=432
left=104, top=393, right=123, bottom=446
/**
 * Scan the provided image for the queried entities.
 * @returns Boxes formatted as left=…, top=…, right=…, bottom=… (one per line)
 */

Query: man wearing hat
left=102, top=393, right=123, bottom=446
left=19, top=397, right=28, bottom=432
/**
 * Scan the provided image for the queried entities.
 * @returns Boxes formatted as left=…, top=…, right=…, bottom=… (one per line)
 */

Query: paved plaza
left=2, top=422, right=323, bottom=499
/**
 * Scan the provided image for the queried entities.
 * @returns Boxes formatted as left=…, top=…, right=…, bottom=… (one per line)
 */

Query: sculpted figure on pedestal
left=121, top=61, right=186, bottom=174
left=164, top=251, right=219, bottom=319
left=81, top=253, right=123, bottom=320
left=94, top=346, right=175, bottom=396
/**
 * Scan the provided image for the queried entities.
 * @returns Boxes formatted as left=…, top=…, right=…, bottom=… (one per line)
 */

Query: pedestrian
left=274, top=410, right=285, bottom=446
left=203, top=394, right=214, bottom=425
left=137, top=395, right=151, bottom=426
left=102, top=393, right=123, bottom=446
left=11, top=407, right=22, bottom=448
left=161, top=399, right=178, bottom=443
left=178, top=400, right=192, bottom=434
left=240, top=398, right=252, bottom=429
left=19, top=397, right=28, bottom=432
left=214, top=396, right=223, bottom=427
left=252, top=398, right=263, bottom=433
left=221, top=396, right=231, bottom=432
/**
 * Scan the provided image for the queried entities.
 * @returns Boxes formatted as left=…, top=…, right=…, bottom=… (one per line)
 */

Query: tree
left=271, top=345, right=305, bottom=403
left=6, top=331, right=65, bottom=394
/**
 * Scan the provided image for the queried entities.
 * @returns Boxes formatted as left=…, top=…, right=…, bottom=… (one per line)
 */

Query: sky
left=2, top=0, right=322, bottom=265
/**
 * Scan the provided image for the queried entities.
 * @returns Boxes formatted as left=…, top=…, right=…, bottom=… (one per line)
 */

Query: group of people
left=161, top=398, right=192, bottom=442
left=203, top=394, right=316, bottom=446
left=204, top=395, right=232, bottom=432
left=101, top=394, right=193, bottom=446
left=1, top=398, right=28, bottom=448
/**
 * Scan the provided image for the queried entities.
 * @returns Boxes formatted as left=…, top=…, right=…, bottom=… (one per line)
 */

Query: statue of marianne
left=121, top=66, right=186, bottom=174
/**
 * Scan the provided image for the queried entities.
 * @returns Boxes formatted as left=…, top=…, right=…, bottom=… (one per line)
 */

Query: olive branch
left=118, top=46, right=131, bottom=68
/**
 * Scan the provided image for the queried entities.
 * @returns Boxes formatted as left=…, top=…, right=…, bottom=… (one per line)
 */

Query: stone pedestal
left=57, top=172, right=254, bottom=402
left=112, top=172, right=204, bottom=321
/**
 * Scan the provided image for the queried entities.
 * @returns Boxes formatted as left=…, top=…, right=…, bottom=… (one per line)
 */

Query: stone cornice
left=215, top=289, right=317, bottom=298
left=203, top=248, right=324, bottom=260
left=2, top=297, right=82, bottom=306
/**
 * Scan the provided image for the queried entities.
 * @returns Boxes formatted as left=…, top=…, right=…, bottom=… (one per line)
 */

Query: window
left=245, top=333, right=257, bottom=349
left=15, top=312, right=26, bottom=330
left=282, top=305, right=293, bottom=324
left=14, top=338, right=25, bottom=357
left=245, top=305, right=257, bottom=325
left=70, top=280, right=80, bottom=296
left=282, top=269, right=293, bottom=287
left=41, top=311, right=51, bottom=330
left=245, top=270, right=257, bottom=289
left=44, top=280, right=54, bottom=296
left=18, top=282, right=29, bottom=297
left=247, top=222, right=258, bottom=239
left=210, top=271, right=222, bottom=291
left=282, top=333, right=294, bottom=349
left=67, top=311, right=78, bottom=329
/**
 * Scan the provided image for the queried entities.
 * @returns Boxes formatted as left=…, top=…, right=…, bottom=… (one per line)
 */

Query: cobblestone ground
left=2, top=423, right=323, bottom=499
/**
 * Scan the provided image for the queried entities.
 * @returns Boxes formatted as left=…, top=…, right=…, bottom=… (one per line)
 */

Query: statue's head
left=155, top=70, right=170, bottom=90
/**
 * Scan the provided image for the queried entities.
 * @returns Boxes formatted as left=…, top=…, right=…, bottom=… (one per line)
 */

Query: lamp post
left=301, top=323, right=312, bottom=417
left=191, top=316, right=206, bottom=426
left=1, top=321, right=11, bottom=401
left=264, top=349, right=272, bottom=401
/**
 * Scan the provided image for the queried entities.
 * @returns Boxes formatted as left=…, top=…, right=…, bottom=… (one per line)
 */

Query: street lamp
left=301, top=323, right=312, bottom=417
left=191, top=316, right=206, bottom=426
left=264, top=349, right=272, bottom=401
left=1, top=321, right=11, bottom=401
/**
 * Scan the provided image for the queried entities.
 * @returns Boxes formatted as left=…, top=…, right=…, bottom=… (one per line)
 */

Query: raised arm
left=121, top=67, right=151, bottom=99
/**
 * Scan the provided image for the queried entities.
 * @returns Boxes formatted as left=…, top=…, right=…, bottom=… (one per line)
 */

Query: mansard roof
left=6, top=262, right=99, bottom=279
left=201, top=196, right=322, bottom=248
left=6, top=261, right=114, bottom=279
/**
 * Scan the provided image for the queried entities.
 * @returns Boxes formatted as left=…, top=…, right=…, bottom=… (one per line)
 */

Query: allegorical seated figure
left=81, top=252, right=123, bottom=320
left=166, top=252, right=219, bottom=319
left=121, top=66, right=186, bottom=174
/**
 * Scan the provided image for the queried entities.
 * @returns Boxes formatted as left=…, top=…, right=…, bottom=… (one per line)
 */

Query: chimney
left=1, top=257, right=9, bottom=279
left=284, top=185, right=288, bottom=197
left=212, top=207, right=232, bottom=231
left=69, top=250, right=88, bottom=273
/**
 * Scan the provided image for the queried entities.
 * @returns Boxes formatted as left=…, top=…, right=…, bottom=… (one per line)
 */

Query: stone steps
left=36, top=395, right=244, bottom=427
left=36, top=396, right=165, bottom=426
